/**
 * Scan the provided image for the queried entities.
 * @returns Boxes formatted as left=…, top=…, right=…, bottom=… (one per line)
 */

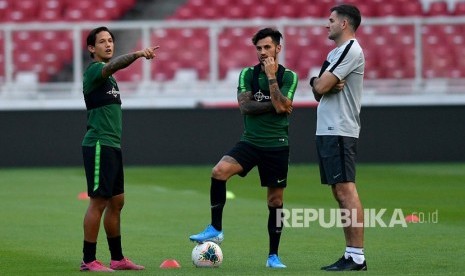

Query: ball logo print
left=192, top=241, right=223, bottom=268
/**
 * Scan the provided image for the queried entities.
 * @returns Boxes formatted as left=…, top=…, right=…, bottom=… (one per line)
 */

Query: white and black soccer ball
left=192, top=241, right=223, bottom=268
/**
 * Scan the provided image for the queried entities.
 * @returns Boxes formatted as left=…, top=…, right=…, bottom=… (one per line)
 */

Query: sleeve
left=329, top=47, right=361, bottom=81
left=237, top=67, right=253, bottom=94
left=83, top=62, right=105, bottom=94
left=281, top=70, right=299, bottom=100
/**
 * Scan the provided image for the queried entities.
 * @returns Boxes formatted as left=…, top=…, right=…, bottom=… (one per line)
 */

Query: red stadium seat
left=0, top=0, right=10, bottom=22
left=423, top=44, right=454, bottom=78
left=4, top=9, right=29, bottom=22
left=453, top=1, right=465, bottom=15
left=401, top=1, right=423, bottom=16
left=64, top=8, right=84, bottom=21
left=426, top=1, right=450, bottom=16
left=223, top=5, right=247, bottom=19
left=39, top=0, right=64, bottom=10
left=171, top=6, right=195, bottom=19
left=377, top=2, right=402, bottom=16
left=90, top=8, right=111, bottom=21
left=115, top=59, right=143, bottom=82
left=355, top=2, right=379, bottom=17
left=295, top=4, right=325, bottom=18
left=251, top=6, right=274, bottom=18
left=275, top=3, right=298, bottom=18
left=12, top=0, right=38, bottom=18
left=38, top=9, right=62, bottom=21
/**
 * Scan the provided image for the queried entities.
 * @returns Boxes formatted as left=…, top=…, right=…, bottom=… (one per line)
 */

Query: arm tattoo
left=269, top=80, right=288, bottom=106
left=102, top=53, right=139, bottom=77
left=238, top=91, right=274, bottom=115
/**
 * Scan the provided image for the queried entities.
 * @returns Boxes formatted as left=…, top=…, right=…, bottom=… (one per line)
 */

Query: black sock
left=210, top=178, right=226, bottom=231
left=83, top=240, right=97, bottom=263
left=268, top=205, right=283, bottom=256
left=107, top=236, right=124, bottom=261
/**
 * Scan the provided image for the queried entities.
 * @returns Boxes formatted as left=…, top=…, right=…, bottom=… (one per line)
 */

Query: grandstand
left=1, top=0, right=465, bottom=109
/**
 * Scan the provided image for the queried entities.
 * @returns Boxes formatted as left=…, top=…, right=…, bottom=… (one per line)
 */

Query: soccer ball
left=191, top=241, right=223, bottom=268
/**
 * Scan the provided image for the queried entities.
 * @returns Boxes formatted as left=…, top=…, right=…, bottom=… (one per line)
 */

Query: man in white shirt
left=309, top=4, right=367, bottom=271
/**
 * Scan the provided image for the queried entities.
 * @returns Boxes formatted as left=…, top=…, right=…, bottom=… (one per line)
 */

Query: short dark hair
left=331, top=4, right=361, bottom=31
left=86, top=26, right=115, bottom=58
left=252, top=27, right=283, bottom=45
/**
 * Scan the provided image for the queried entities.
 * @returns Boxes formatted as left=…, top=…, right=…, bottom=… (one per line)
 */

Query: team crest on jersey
left=106, top=87, right=119, bottom=98
left=254, top=90, right=270, bottom=102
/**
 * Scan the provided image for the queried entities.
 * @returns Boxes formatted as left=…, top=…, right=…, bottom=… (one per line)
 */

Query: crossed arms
left=238, top=57, right=293, bottom=115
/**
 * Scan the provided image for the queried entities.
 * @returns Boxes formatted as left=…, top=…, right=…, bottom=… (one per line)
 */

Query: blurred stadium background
left=1, top=0, right=465, bottom=166
left=1, top=0, right=465, bottom=107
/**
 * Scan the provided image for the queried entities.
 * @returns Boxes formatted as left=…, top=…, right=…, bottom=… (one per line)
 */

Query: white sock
left=344, top=246, right=365, bottom=264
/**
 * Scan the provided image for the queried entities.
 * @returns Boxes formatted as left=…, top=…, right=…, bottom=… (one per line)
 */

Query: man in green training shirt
left=190, top=27, right=298, bottom=268
left=80, top=26, right=159, bottom=272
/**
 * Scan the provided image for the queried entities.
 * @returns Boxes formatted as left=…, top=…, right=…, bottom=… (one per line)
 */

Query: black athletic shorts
left=82, top=143, right=124, bottom=198
left=316, top=135, right=357, bottom=185
left=226, top=141, right=289, bottom=188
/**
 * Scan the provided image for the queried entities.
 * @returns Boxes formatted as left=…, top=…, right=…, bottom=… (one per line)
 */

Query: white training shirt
left=316, top=39, right=365, bottom=138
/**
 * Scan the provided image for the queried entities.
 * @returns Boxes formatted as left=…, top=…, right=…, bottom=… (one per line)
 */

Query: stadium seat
left=38, top=8, right=62, bottom=21
left=90, top=8, right=111, bottom=21
left=401, top=1, right=424, bottom=16
left=451, top=0, right=465, bottom=15
left=115, top=59, right=143, bottom=82
left=377, top=2, right=402, bottom=17
left=39, top=0, right=64, bottom=11
left=0, top=0, right=137, bottom=82
left=249, top=5, right=274, bottom=18
left=295, top=4, right=325, bottom=18
left=223, top=5, right=246, bottom=19
left=426, top=1, right=450, bottom=15
left=12, top=0, right=38, bottom=18
left=453, top=0, right=465, bottom=15
left=0, top=0, right=10, bottom=21
left=171, top=6, right=195, bottom=19
left=355, top=2, right=379, bottom=17
left=422, top=44, right=454, bottom=78
left=275, top=3, right=298, bottom=18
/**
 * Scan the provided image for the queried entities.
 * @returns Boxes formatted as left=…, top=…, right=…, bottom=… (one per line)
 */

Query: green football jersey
left=237, top=66, right=298, bottom=148
left=82, top=62, right=122, bottom=148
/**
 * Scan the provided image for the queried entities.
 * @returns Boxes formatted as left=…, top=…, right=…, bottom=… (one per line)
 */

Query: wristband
left=309, top=77, right=317, bottom=87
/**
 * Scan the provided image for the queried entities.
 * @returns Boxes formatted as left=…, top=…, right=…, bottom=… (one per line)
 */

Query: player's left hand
left=330, top=79, right=345, bottom=93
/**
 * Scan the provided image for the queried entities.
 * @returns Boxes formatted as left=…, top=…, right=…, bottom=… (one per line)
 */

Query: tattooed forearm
left=102, top=53, right=139, bottom=77
left=269, top=79, right=291, bottom=113
left=238, top=91, right=274, bottom=115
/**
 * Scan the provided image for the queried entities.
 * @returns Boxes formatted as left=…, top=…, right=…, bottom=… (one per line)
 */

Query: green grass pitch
left=0, top=163, right=464, bottom=275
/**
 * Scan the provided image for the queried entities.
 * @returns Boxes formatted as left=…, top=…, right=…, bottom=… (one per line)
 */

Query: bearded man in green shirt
left=190, top=27, right=298, bottom=269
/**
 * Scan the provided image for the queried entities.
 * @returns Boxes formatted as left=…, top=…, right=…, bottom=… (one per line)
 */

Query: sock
left=107, top=236, right=124, bottom=261
left=268, top=205, right=283, bottom=256
left=345, top=246, right=365, bottom=264
left=83, top=240, right=97, bottom=263
left=210, top=178, right=226, bottom=231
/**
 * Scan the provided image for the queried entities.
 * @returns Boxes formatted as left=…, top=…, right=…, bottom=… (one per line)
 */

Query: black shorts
left=316, top=135, right=357, bottom=185
left=82, top=144, right=124, bottom=198
left=226, top=141, right=289, bottom=188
